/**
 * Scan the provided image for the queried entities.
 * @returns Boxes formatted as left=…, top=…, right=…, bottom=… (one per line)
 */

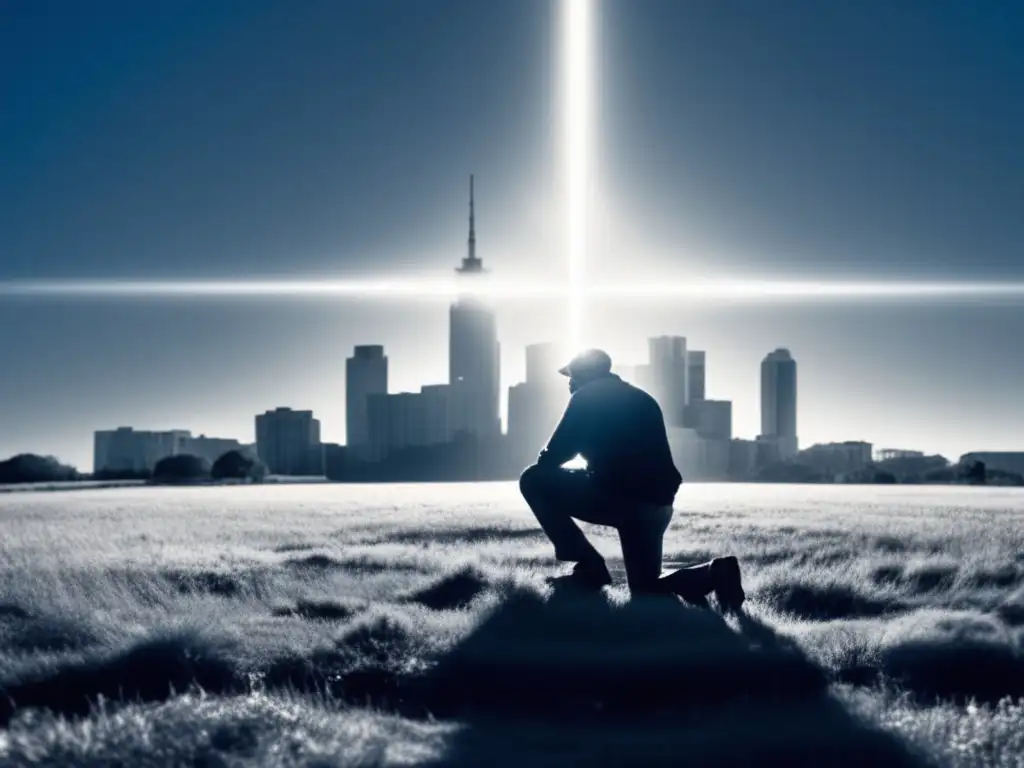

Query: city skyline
left=3, top=1, right=1023, bottom=469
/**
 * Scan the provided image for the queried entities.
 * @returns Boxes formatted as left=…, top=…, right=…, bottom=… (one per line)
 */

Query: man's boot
left=711, top=556, right=745, bottom=614
left=548, top=556, right=613, bottom=590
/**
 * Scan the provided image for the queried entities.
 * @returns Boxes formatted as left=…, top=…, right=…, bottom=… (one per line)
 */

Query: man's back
left=538, top=374, right=682, bottom=505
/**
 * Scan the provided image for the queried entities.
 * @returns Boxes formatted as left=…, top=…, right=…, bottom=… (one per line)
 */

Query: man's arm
left=536, top=393, right=585, bottom=467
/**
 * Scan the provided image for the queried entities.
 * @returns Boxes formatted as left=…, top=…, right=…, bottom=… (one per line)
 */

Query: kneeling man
left=519, top=348, right=744, bottom=611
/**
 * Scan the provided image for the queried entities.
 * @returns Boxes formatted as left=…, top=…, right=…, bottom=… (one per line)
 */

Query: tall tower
left=449, top=175, right=500, bottom=438
left=760, top=348, right=798, bottom=457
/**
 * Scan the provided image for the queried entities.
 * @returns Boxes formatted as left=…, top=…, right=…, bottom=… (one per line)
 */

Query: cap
left=558, top=348, right=613, bottom=378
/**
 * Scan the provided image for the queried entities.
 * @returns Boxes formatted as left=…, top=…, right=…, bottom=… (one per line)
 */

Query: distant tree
left=92, top=467, right=152, bottom=481
left=875, top=454, right=950, bottom=483
left=0, top=454, right=80, bottom=484
left=211, top=450, right=267, bottom=482
left=872, top=469, right=898, bottom=484
left=964, top=460, right=987, bottom=486
left=152, top=454, right=211, bottom=484
left=922, top=466, right=956, bottom=483
left=755, top=462, right=829, bottom=484
left=841, top=465, right=897, bottom=485
left=986, top=469, right=1024, bottom=487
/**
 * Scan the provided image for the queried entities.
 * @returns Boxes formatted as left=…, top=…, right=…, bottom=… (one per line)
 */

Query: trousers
left=519, top=463, right=673, bottom=593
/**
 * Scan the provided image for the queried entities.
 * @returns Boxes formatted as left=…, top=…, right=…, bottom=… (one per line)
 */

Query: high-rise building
left=346, top=345, right=388, bottom=460
left=760, top=348, right=798, bottom=458
left=687, top=350, right=706, bottom=402
left=507, top=342, right=568, bottom=467
left=525, top=341, right=563, bottom=387
left=449, top=175, right=500, bottom=438
left=255, top=407, right=322, bottom=475
left=647, top=336, right=688, bottom=427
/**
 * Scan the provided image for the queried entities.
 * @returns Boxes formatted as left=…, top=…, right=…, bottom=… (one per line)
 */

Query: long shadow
left=414, top=584, right=933, bottom=767
left=365, top=527, right=545, bottom=546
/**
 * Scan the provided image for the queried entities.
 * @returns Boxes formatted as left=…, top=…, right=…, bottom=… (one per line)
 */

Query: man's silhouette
left=519, top=348, right=745, bottom=610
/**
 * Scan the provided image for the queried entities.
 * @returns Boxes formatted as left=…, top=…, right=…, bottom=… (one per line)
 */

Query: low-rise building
left=94, top=427, right=192, bottom=473
left=255, top=408, right=323, bottom=476
left=959, top=452, right=1024, bottom=476
left=799, top=441, right=873, bottom=476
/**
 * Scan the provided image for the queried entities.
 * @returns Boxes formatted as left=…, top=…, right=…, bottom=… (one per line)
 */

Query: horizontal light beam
left=2, top=278, right=1023, bottom=302
left=0, top=278, right=564, bottom=300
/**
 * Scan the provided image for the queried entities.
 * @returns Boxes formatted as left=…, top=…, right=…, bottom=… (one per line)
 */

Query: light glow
left=3, top=278, right=1024, bottom=302
left=565, top=0, right=592, bottom=353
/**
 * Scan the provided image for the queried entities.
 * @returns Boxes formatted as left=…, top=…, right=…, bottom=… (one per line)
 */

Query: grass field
left=1, top=482, right=1023, bottom=767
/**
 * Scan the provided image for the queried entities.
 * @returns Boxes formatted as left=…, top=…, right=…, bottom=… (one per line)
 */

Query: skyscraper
left=647, top=335, right=688, bottom=427
left=449, top=175, right=500, bottom=438
left=760, top=348, right=798, bottom=458
left=346, top=345, right=388, bottom=460
left=508, top=341, right=568, bottom=467
left=525, top=341, right=562, bottom=386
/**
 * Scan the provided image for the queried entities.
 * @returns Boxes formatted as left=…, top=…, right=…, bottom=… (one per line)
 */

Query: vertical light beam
left=565, top=0, right=592, bottom=354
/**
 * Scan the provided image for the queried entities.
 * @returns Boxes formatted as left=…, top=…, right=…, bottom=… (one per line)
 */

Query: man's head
left=558, top=348, right=613, bottom=393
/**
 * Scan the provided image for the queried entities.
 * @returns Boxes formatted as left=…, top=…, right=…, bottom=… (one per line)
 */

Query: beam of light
left=0, top=278, right=566, bottom=301
left=565, top=0, right=592, bottom=353
left=3, top=278, right=1024, bottom=302
left=585, top=280, right=1024, bottom=301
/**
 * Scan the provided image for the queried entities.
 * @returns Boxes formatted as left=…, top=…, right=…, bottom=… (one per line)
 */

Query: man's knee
left=519, top=463, right=550, bottom=501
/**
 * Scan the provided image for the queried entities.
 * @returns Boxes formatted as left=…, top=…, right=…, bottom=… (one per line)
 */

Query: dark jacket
left=536, top=373, right=683, bottom=506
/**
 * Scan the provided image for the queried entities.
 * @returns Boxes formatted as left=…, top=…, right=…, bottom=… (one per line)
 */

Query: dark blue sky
left=2, top=1, right=1023, bottom=469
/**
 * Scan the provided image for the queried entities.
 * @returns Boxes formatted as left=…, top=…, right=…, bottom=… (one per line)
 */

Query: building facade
left=799, top=441, right=873, bottom=475
left=683, top=398, right=732, bottom=441
left=666, top=426, right=730, bottom=480
left=760, top=348, right=798, bottom=459
left=185, top=435, right=250, bottom=465
left=687, top=350, right=706, bottom=402
left=525, top=341, right=563, bottom=387
left=93, top=427, right=192, bottom=473
left=255, top=408, right=322, bottom=476
left=959, top=452, right=1024, bottom=476
left=346, top=345, right=388, bottom=460
left=647, top=335, right=688, bottom=427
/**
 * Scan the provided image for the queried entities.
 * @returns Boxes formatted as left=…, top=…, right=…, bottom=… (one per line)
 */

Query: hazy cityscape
left=66, top=181, right=1021, bottom=487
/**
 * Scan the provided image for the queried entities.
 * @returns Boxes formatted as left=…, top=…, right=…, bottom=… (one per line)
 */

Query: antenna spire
left=457, top=174, right=485, bottom=274
left=469, top=174, right=476, bottom=262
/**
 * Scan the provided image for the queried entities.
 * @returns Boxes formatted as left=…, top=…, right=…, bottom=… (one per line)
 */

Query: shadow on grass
left=264, top=583, right=929, bottom=766
left=370, top=527, right=545, bottom=546
left=0, top=604, right=30, bottom=620
left=758, top=581, right=898, bottom=621
left=162, top=569, right=246, bottom=598
left=283, top=552, right=426, bottom=574
left=401, top=565, right=491, bottom=611
left=420, top=585, right=930, bottom=767
left=270, top=598, right=360, bottom=621
left=0, top=630, right=243, bottom=726
left=0, top=613, right=102, bottom=654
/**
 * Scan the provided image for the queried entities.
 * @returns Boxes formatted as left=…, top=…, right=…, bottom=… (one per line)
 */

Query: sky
left=2, top=0, right=1023, bottom=470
